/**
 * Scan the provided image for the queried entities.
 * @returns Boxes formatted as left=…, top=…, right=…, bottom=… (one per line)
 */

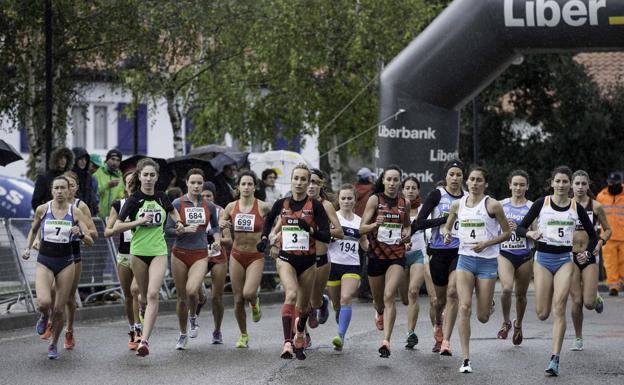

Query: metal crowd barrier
left=0, top=218, right=35, bottom=313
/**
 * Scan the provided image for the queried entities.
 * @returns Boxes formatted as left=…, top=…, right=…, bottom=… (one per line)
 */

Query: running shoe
left=497, top=320, right=512, bottom=340
left=332, top=335, right=344, bottom=351
left=305, top=332, right=312, bottom=348
left=595, top=295, right=604, bottom=314
left=41, top=322, right=52, bottom=340
left=375, top=311, right=384, bottom=331
left=307, top=307, right=319, bottom=328
left=432, top=324, right=443, bottom=353
left=293, top=318, right=305, bottom=350
left=440, top=339, right=452, bottom=356
left=318, top=294, right=330, bottom=324
left=571, top=337, right=583, bottom=351
left=459, top=359, right=473, bottom=373
left=378, top=340, right=391, bottom=358
left=47, top=344, right=58, bottom=360
left=189, top=316, right=199, bottom=338
left=128, top=331, right=139, bottom=350
left=195, top=292, right=207, bottom=316
left=609, top=288, right=618, bottom=297
left=212, top=330, right=223, bottom=344
left=134, top=325, right=142, bottom=342
left=405, top=331, right=419, bottom=349
left=294, top=346, right=307, bottom=361
left=136, top=340, right=149, bottom=357
left=36, top=314, right=49, bottom=335
left=250, top=297, right=262, bottom=323
left=63, top=331, right=75, bottom=350
left=280, top=341, right=294, bottom=359
left=490, top=299, right=496, bottom=316
left=545, top=356, right=559, bottom=376
left=236, top=334, right=249, bottom=349
left=512, top=320, right=523, bottom=346
left=176, top=334, right=188, bottom=350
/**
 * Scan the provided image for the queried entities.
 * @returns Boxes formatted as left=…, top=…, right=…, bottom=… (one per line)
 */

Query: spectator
left=596, top=172, right=624, bottom=296
left=31, top=147, right=74, bottom=210
left=353, top=167, right=375, bottom=217
left=256, top=168, right=282, bottom=205
left=93, top=149, right=124, bottom=219
left=72, top=147, right=98, bottom=215
left=89, top=154, right=103, bottom=211
left=214, top=163, right=238, bottom=208
left=166, top=186, right=183, bottom=202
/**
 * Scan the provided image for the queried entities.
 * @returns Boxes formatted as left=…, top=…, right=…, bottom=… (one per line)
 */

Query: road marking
left=609, top=16, right=624, bottom=25
left=0, top=333, right=33, bottom=343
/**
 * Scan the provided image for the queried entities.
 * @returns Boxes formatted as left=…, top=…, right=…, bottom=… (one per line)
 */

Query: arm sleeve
left=261, top=198, right=284, bottom=238
left=207, top=203, right=219, bottom=235
left=118, top=197, right=138, bottom=221
left=312, top=199, right=331, bottom=243
left=414, top=189, right=446, bottom=230
left=160, top=193, right=174, bottom=213
left=516, top=197, right=544, bottom=237
left=164, top=199, right=180, bottom=237
left=577, top=202, right=598, bottom=252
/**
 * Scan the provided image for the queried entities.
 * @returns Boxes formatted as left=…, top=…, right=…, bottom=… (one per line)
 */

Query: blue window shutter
left=185, top=117, right=194, bottom=154
left=117, top=103, right=147, bottom=155
left=20, top=127, right=28, bottom=152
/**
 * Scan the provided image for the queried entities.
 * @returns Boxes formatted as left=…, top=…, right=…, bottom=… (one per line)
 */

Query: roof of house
left=574, top=52, right=624, bottom=91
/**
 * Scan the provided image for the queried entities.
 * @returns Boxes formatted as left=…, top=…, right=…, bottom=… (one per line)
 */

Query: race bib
left=377, top=223, right=401, bottom=245
left=500, top=231, right=527, bottom=250
left=282, top=226, right=309, bottom=251
left=138, top=206, right=164, bottom=228
left=123, top=230, right=133, bottom=243
left=234, top=213, right=255, bottom=232
left=450, top=219, right=460, bottom=237
left=208, top=243, right=221, bottom=257
left=44, top=219, right=72, bottom=243
left=545, top=219, right=575, bottom=246
left=185, top=207, right=206, bottom=225
left=338, top=239, right=358, bottom=258
left=458, top=219, right=486, bottom=245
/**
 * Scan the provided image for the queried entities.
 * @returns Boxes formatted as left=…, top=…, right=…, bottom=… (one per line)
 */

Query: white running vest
left=537, top=196, right=579, bottom=247
left=409, top=206, right=427, bottom=252
left=328, top=212, right=361, bottom=266
left=457, top=195, right=500, bottom=259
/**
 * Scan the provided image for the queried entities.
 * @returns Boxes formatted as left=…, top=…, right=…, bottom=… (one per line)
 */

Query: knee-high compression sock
left=296, top=307, right=309, bottom=332
left=281, top=304, right=295, bottom=341
left=338, top=304, right=352, bottom=339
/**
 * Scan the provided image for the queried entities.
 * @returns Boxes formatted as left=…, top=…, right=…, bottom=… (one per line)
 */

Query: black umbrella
left=166, top=155, right=216, bottom=191
left=188, top=144, right=231, bottom=161
left=0, top=139, right=23, bottom=166
left=209, top=152, right=248, bottom=175
left=119, top=155, right=173, bottom=191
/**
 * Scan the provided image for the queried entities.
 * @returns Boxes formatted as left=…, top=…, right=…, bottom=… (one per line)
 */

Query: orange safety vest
left=596, top=186, right=624, bottom=241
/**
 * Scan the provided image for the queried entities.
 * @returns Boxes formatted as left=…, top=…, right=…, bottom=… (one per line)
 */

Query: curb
left=0, top=291, right=285, bottom=332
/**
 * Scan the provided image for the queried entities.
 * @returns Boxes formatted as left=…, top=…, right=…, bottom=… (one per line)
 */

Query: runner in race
left=443, top=166, right=511, bottom=373
left=22, top=176, right=94, bottom=359
left=360, top=165, right=411, bottom=358
left=327, top=184, right=368, bottom=351
left=219, top=171, right=270, bottom=348
left=307, top=169, right=344, bottom=333
left=496, top=170, right=534, bottom=345
left=414, top=159, right=465, bottom=355
left=113, top=158, right=184, bottom=357
left=62, top=171, right=98, bottom=350
left=166, top=168, right=220, bottom=350
left=258, top=164, right=330, bottom=360
left=402, top=176, right=437, bottom=350
left=569, top=170, right=611, bottom=351
left=517, top=165, right=599, bottom=376
left=104, top=170, right=142, bottom=350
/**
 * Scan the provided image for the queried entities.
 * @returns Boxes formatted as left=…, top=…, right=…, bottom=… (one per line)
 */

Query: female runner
left=360, top=165, right=411, bottom=358
left=104, top=171, right=142, bottom=350
left=496, top=170, right=534, bottom=345
left=326, top=184, right=368, bottom=351
left=113, top=158, right=184, bottom=357
left=22, top=176, right=94, bottom=359
left=166, top=168, right=220, bottom=350
left=569, top=170, right=611, bottom=351
left=258, top=164, right=330, bottom=360
left=517, top=166, right=598, bottom=376
left=219, top=171, right=270, bottom=348
left=443, top=166, right=510, bottom=373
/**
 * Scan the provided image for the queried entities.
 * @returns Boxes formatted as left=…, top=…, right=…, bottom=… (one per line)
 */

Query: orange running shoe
left=440, top=339, right=452, bottom=356
left=280, top=341, right=294, bottom=359
left=41, top=322, right=53, bottom=340
left=128, top=331, right=139, bottom=350
left=375, top=311, right=384, bottom=331
left=63, top=331, right=75, bottom=350
left=293, top=318, right=305, bottom=349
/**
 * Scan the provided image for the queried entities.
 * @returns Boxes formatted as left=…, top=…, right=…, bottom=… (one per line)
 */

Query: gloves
left=256, top=236, right=270, bottom=252
left=297, top=218, right=311, bottom=233
left=342, top=227, right=360, bottom=239
left=206, top=233, right=215, bottom=245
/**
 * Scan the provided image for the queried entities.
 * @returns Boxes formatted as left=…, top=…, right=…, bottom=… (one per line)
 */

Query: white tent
left=247, top=150, right=311, bottom=196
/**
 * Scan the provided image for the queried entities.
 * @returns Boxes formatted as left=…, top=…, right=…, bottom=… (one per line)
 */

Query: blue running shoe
left=36, top=314, right=48, bottom=335
left=545, top=356, right=559, bottom=376
left=318, top=295, right=330, bottom=324
left=48, top=344, right=58, bottom=360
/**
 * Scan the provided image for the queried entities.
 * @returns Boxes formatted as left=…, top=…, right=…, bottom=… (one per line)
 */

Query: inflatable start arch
left=377, top=0, right=624, bottom=191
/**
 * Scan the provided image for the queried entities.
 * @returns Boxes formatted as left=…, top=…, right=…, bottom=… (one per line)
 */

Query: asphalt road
left=1, top=293, right=623, bottom=385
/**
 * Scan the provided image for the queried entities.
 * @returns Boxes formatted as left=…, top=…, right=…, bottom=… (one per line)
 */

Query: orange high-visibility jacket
left=597, top=185, right=624, bottom=241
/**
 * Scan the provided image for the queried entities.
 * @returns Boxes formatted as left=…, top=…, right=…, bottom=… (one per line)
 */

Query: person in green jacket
left=94, top=149, right=125, bottom=219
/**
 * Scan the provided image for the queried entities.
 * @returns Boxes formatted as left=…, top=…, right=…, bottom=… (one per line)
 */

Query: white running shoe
left=189, top=316, right=199, bottom=338
left=176, top=334, right=189, bottom=350
left=570, top=337, right=583, bottom=351
left=459, top=359, right=473, bottom=373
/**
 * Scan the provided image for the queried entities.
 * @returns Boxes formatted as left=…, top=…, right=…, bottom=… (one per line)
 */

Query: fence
left=0, top=218, right=35, bottom=313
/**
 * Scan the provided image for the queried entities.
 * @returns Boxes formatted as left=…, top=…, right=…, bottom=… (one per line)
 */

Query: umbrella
left=166, top=155, right=216, bottom=190
left=119, top=155, right=173, bottom=192
left=209, top=152, right=248, bottom=175
left=0, top=139, right=23, bottom=167
left=0, top=175, right=34, bottom=218
left=247, top=150, right=310, bottom=195
left=188, top=144, right=232, bottom=161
